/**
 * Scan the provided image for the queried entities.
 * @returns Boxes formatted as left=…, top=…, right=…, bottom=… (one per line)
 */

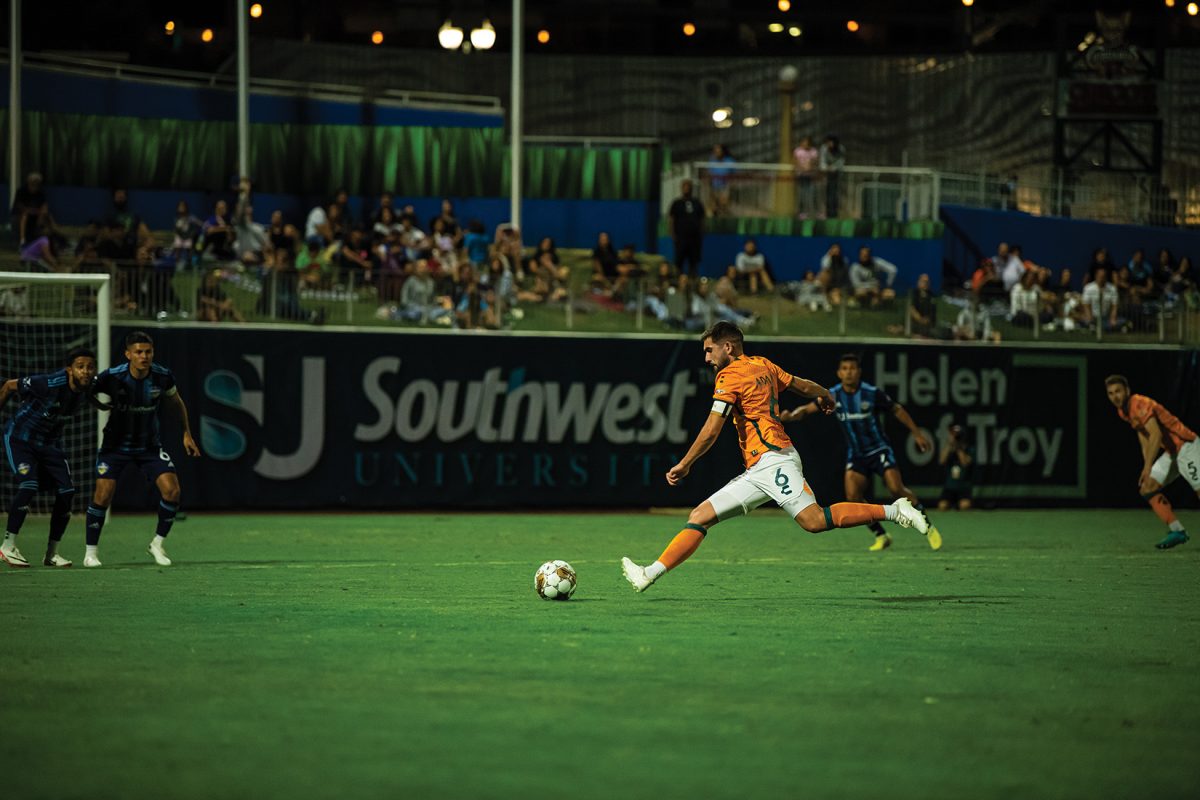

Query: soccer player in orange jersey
left=1105, top=375, right=1199, bottom=549
left=621, top=321, right=930, bottom=592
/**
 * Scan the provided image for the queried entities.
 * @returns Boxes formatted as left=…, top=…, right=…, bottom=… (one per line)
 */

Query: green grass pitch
left=3, top=509, right=1198, bottom=800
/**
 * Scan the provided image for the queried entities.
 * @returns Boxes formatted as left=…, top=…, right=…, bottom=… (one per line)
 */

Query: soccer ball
left=535, top=560, right=577, bottom=601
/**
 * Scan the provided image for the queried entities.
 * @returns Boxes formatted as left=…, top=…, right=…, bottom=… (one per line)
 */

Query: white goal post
left=0, top=271, right=111, bottom=513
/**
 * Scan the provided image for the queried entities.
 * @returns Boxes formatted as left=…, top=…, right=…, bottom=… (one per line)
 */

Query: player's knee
left=796, top=507, right=826, bottom=533
left=161, top=486, right=181, bottom=504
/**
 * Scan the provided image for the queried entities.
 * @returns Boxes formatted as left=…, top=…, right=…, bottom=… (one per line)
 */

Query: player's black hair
left=1104, top=374, right=1129, bottom=389
left=702, top=320, right=744, bottom=346
left=63, top=347, right=97, bottom=366
left=124, top=331, right=154, bottom=348
left=839, top=353, right=860, bottom=366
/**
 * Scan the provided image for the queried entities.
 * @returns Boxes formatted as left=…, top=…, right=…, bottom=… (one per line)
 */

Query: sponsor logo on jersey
left=97, top=462, right=110, bottom=476
left=17, top=462, right=31, bottom=475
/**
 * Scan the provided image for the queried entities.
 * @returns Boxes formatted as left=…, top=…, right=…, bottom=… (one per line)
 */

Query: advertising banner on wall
left=110, top=326, right=1197, bottom=511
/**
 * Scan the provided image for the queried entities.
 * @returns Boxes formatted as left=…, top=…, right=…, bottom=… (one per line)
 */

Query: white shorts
left=1149, top=437, right=1200, bottom=492
left=706, top=447, right=818, bottom=521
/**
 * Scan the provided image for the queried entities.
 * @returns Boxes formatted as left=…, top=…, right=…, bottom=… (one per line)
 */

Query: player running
left=780, top=353, right=942, bottom=552
left=1105, top=374, right=1198, bottom=549
left=83, top=331, right=200, bottom=567
left=0, top=348, right=98, bottom=567
left=620, top=322, right=930, bottom=593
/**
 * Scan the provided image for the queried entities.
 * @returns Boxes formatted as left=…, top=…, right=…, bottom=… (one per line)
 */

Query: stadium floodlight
left=768, top=23, right=784, bottom=33
left=712, top=107, right=732, bottom=123
left=0, top=271, right=111, bottom=514
left=471, top=20, right=497, bottom=50
left=742, top=116, right=760, bottom=127
left=438, top=20, right=465, bottom=50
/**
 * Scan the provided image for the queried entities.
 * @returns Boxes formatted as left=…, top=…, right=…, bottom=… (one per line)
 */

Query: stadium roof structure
left=14, top=0, right=1199, bottom=68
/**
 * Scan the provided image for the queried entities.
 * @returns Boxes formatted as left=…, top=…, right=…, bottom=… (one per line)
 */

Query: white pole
left=96, top=274, right=111, bottom=450
left=8, top=0, right=21, bottom=206
left=509, top=0, right=523, bottom=232
left=236, top=0, right=250, bottom=180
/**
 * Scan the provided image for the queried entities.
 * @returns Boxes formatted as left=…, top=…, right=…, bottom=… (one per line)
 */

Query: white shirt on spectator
left=956, top=306, right=993, bottom=339
left=1009, top=283, right=1040, bottom=317
left=1081, top=281, right=1118, bottom=319
left=1000, top=256, right=1026, bottom=291
left=305, top=206, right=328, bottom=240
left=735, top=251, right=766, bottom=274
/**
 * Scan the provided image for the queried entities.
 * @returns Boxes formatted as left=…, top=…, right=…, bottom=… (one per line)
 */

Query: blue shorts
left=846, top=447, right=898, bottom=477
left=4, top=433, right=74, bottom=490
left=95, top=449, right=176, bottom=482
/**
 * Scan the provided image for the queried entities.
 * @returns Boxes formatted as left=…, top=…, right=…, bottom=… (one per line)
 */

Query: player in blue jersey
left=0, top=348, right=98, bottom=567
left=781, top=353, right=943, bottom=551
left=83, top=331, right=200, bottom=567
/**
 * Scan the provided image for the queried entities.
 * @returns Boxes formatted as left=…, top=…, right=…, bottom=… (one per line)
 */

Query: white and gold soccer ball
left=534, top=560, right=577, bottom=601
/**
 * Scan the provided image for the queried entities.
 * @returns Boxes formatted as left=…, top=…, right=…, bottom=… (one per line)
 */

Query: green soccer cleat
left=1155, top=530, right=1189, bottom=550
left=867, top=533, right=892, bottom=552
left=926, top=525, right=943, bottom=551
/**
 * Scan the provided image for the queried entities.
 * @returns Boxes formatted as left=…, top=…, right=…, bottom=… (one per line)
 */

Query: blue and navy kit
left=3, top=369, right=89, bottom=489
left=93, top=363, right=178, bottom=481
left=829, top=381, right=899, bottom=476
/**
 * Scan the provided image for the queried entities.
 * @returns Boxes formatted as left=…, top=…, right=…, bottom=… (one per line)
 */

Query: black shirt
left=669, top=196, right=705, bottom=241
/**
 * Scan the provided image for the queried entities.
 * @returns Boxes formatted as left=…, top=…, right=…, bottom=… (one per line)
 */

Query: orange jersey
left=711, top=355, right=795, bottom=468
left=1119, top=393, right=1197, bottom=455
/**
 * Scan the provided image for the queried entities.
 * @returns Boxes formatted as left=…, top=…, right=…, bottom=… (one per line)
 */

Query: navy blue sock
left=156, top=501, right=178, bottom=538
left=85, top=504, right=108, bottom=546
left=868, top=521, right=887, bottom=536
left=6, top=483, right=38, bottom=535
left=48, top=488, right=75, bottom=542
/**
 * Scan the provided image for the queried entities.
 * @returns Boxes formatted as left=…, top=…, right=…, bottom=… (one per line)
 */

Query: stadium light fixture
left=165, top=20, right=175, bottom=35
left=537, top=29, right=550, bottom=44
left=788, top=26, right=802, bottom=37
left=1189, top=2, right=1198, bottom=15
left=768, top=23, right=784, bottom=33
left=1165, top=0, right=1175, bottom=8
left=742, top=116, right=760, bottom=127
left=711, top=107, right=732, bottom=123
left=715, top=118, right=733, bottom=129
left=438, top=20, right=465, bottom=50
left=847, top=20, right=860, bottom=32
left=683, top=22, right=697, bottom=36
left=777, top=0, right=791, bottom=11
left=371, top=31, right=384, bottom=45
left=962, top=0, right=974, bottom=7
left=250, top=3, right=263, bottom=18
left=471, top=20, right=497, bottom=50
left=201, top=28, right=214, bottom=43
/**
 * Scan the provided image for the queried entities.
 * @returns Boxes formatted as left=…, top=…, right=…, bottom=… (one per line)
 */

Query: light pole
left=776, top=65, right=798, bottom=217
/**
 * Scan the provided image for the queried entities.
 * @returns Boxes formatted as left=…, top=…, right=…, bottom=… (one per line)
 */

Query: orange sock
left=1146, top=492, right=1178, bottom=526
left=657, top=524, right=706, bottom=570
left=828, top=502, right=886, bottom=528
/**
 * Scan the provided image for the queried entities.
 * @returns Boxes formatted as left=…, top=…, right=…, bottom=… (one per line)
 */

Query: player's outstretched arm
left=0, top=379, right=16, bottom=406
left=167, top=392, right=203, bottom=457
left=783, top=376, right=835, bottom=418
left=666, top=412, right=725, bottom=486
left=1137, top=417, right=1164, bottom=489
left=892, top=403, right=931, bottom=453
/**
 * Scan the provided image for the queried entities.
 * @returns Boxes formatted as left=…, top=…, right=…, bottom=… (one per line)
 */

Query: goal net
left=0, top=272, right=111, bottom=515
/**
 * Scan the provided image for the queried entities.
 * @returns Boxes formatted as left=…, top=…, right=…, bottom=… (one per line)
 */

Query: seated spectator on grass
left=1009, top=268, right=1050, bottom=328
left=396, top=260, right=452, bottom=325
left=1080, top=267, right=1125, bottom=332
left=234, top=204, right=271, bottom=268
left=850, top=246, right=897, bottom=307
left=612, top=243, right=644, bottom=299
left=430, top=218, right=459, bottom=275
left=464, top=219, right=490, bottom=267
left=1125, top=249, right=1156, bottom=304
left=695, top=277, right=755, bottom=328
left=819, top=243, right=851, bottom=306
left=734, top=238, right=774, bottom=294
left=953, top=299, right=997, bottom=342
left=172, top=201, right=203, bottom=265
left=376, top=229, right=408, bottom=303
left=591, top=231, right=619, bottom=291
left=268, top=211, right=297, bottom=270
left=495, top=224, right=524, bottom=269
left=971, top=258, right=1006, bottom=303
left=1086, top=247, right=1111, bottom=283
left=201, top=200, right=235, bottom=261
left=429, top=200, right=463, bottom=250
left=909, top=273, right=937, bottom=337
left=196, top=270, right=245, bottom=323
left=713, top=267, right=758, bottom=321
left=296, top=237, right=334, bottom=288
left=483, top=255, right=518, bottom=312
left=1166, top=255, right=1195, bottom=301
left=794, top=269, right=831, bottom=311
left=455, top=264, right=497, bottom=330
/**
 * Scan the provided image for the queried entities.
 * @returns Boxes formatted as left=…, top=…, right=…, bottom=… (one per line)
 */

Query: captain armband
left=711, top=399, right=734, bottom=418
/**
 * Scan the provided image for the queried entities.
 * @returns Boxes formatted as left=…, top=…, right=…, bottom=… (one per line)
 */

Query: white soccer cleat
left=148, top=541, right=172, bottom=567
left=82, top=554, right=102, bottom=568
left=43, top=553, right=73, bottom=567
left=621, top=557, right=654, bottom=593
left=892, top=497, right=929, bottom=535
left=0, top=543, right=31, bottom=568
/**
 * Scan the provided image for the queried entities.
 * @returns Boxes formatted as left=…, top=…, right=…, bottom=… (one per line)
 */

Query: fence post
left=1159, top=305, right=1166, bottom=343
left=904, top=294, right=912, bottom=337
left=771, top=287, right=780, bottom=334
left=565, top=277, right=574, bottom=330
left=635, top=278, right=644, bottom=331
left=346, top=271, right=355, bottom=324
left=838, top=297, right=847, bottom=336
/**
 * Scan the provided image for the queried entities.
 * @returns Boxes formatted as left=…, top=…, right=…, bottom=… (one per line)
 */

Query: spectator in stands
left=267, top=211, right=297, bottom=270
left=331, top=188, right=351, bottom=223
left=376, top=229, right=408, bottom=303
left=430, top=218, right=459, bottom=277
left=305, top=199, right=334, bottom=245
left=494, top=223, right=524, bottom=272
left=1080, top=267, right=1124, bottom=332
left=612, top=243, right=644, bottom=300
left=1086, top=247, right=1111, bottom=283
left=10, top=171, right=52, bottom=247
left=707, top=144, right=735, bottom=217
left=455, top=263, right=496, bottom=330
left=370, top=192, right=394, bottom=227
left=464, top=219, right=490, bottom=267
left=1009, top=268, right=1049, bottom=328
left=971, top=258, right=1005, bottom=303
left=397, top=203, right=419, bottom=228
left=1155, top=249, right=1176, bottom=295
left=19, top=232, right=59, bottom=271
left=953, top=299, right=996, bottom=342
left=909, top=273, right=937, bottom=337
left=668, top=179, right=705, bottom=277
left=999, top=243, right=1027, bottom=291
left=337, top=228, right=375, bottom=285
left=1167, top=255, right=1195, bottom=301
left=105, top=188, right=152, bottom=263
left=395, top=260, right=451, bottom=325
left=733, top=238, right=774, bottom=294
left=591, top=231, right=619, bottom=292
left=819, top=134, right=846, bottom=218
left=233, top=203, right=271, bottom=268
left=196, top=270, right=245, bottom=323
left=429, top=199, right=463, bottom=250
left=695, top=277, right=755, bottom=328
left=201, top=200, right=235, bottom=261
left=296, top=237, right=334, bottom=288
left=398, top=216, right=430, bottom=262
left=850, top=246, right=898, bottom=307
left=1125, top=248, right=1156, bottom=304
left=172, top=201, right=203, bottom=266
left=819, top=242, right=852, bottom=306
left=373, top=206, right=398, bottom=237
left=794, top=269, right=831, bottom=312
left=536, top=237, right=560, bottom=267
left=792, top=136, right=820, bottom=219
